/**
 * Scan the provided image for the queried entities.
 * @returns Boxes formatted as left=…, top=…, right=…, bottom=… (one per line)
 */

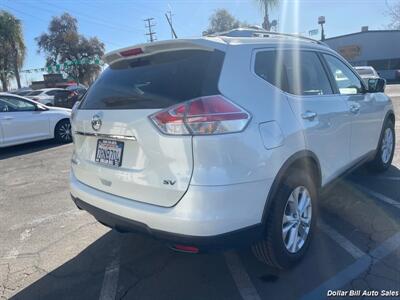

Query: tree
left=387, top=1, right=400, bottom=29
left=203, top=9, right=241, bottom=35
left=0, top=10, right=26, bottom=91
left=255, top=0, right=279, bottom=31
left=36, top=13, right=105, bottom=85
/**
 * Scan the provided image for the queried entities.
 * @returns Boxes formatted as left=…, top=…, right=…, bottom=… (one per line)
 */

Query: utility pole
left=318, top=16, right=326, bottom=41
left=165, top=11, right=178, bottom=39
left=167, top=10, right=174, bottom=39
left=144, top=18, right=156, bottom=43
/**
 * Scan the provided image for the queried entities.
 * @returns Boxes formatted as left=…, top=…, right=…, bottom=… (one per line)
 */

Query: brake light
left=150, top=95, right=250, bottom=135
left=119, top=48, right=143, bottom=57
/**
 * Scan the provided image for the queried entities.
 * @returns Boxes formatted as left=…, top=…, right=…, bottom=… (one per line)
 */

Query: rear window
left=80, top=49, right=225, bottom=110
left=28, top=91, right=42, bottom=96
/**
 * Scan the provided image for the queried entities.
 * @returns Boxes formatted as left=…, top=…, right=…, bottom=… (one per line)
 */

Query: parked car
left=70, top=35, right=395, bottom=269
left=0, top=93, right=72, bottom=147
left=54, top=86, right=87, bottom=108
left=26, top=88, right=65, bottom=106
left=395, top=69, right=400, bottom=81
left=12, top=89, right=33, bottom=97
left=354, top=66, right=380, bottom=82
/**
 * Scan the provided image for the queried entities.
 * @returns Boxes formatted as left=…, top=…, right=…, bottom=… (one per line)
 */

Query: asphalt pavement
left=1, top=85, right=400, bottom=300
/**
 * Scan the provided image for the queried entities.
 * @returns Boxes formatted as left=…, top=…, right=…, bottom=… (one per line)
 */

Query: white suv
left=70, top=35, right=395, bottom=269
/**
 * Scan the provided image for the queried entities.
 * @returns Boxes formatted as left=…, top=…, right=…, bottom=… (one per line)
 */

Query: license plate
left=95, top=139, right=124, bottom=167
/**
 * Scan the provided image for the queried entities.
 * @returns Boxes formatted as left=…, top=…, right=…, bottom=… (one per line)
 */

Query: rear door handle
left=301, top=111, right=317, bottom=120
left=350, top=104, right=360, bottom=114
left=0, top=116, right=14, bottom=120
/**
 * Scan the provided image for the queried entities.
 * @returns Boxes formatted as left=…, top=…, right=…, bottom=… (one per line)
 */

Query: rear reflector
left=150, top=95, right=250, bottom=135
left=119, top=47, right=143, bottom=57
left=172, top=245, right=199, bottom=253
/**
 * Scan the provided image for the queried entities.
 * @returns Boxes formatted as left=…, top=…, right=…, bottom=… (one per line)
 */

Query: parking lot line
left=318, top=221, right=365, bottom=259
left=300, top=232, right=400, bottom=300
left=224, top=251, right=262, bottom=300
left=354, top=184, right=400, bottom=209
left=99, top=243, right=121, bottom=300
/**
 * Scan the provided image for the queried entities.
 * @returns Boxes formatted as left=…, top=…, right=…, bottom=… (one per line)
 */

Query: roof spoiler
left=103, top=39, right=219, bottom=66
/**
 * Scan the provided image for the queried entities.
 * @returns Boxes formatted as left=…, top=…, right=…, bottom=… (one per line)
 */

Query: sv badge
left=163, top=180, right=176, bottom=186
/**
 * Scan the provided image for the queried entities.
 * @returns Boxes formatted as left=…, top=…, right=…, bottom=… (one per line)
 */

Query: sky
left=1, top=0, right=398, bottom=88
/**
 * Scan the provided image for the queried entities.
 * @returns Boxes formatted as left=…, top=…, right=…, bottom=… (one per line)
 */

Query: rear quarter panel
left=191, top=44, right=306, bottom=186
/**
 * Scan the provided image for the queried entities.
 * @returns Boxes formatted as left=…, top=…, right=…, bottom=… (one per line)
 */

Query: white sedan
left=0, top=93, right=72, bottom=147
left=26, top=88, right=64, bottom=106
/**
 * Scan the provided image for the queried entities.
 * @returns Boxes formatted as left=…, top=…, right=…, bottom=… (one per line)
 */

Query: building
left=30, top=74, right=76, bottom=90
left=324, top=29, right=400, bottom=81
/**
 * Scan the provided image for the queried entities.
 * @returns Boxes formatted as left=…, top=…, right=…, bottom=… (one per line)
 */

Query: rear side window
left=254, top=50, right=333, bottom=96
left=80, top=49, right=225, bottom=110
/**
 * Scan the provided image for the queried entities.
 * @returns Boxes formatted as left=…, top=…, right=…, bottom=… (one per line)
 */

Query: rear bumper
left=70, top=172, right=272, bottom=251
left=72, top=195, right=263, bottom=251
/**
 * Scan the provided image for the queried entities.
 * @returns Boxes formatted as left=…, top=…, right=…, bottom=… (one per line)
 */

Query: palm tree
left=0, top=11, right=25, bottom=91
left=255, top=0, right=279, bottom=31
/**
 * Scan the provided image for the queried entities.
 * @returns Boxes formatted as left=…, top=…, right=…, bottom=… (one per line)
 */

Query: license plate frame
left=95, top=139, right=124, bottom=167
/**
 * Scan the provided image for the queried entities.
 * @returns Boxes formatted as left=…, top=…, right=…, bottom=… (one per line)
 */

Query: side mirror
left=368, top=78, right=386, bottom=93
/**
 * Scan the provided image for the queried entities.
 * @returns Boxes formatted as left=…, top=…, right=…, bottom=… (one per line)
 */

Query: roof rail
left=211, top=28, right=327, bottom=46
left=252, top=31, right=327, bottom=46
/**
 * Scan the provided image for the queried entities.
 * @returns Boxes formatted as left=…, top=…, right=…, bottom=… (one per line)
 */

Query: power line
left=43, top=1, right=144, bottom=34
left=144, top=18, right=156, bottom=42
left=7, top=1, right=125, bottom=48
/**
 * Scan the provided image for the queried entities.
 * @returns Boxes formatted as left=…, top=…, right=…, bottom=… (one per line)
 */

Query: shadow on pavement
left=11, top=231, right=119, bottom=300
left=11, top=230, right=242, bottom=300
left=0, top=139, right=70, bottom=160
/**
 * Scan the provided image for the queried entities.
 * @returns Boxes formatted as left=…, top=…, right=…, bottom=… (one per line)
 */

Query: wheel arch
left=261, top=150, right=321, bottom=225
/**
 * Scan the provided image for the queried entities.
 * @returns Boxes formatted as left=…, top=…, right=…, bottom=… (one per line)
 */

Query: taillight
left=149, top=95, right=250, bottom=135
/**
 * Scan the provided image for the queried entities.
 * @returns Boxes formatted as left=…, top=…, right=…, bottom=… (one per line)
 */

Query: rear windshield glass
left=80, top=49, right=225, bottom=110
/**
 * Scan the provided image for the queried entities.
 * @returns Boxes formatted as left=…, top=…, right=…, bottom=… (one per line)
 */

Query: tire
left=252, top=170, right=317, bottom=269
left=55, top=119, right=72, bottom=143
left=367, top=119, right=395, bottom=172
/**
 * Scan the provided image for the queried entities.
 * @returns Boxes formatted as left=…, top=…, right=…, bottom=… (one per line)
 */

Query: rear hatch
left=71, top=40, right=226, bottom=207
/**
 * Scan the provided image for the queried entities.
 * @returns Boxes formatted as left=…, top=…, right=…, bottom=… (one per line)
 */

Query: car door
left=275, top=50, right=352, bottom=184
left=0, top=95, right=50, bottom=146
left=322, top=54, right=382, bottom=162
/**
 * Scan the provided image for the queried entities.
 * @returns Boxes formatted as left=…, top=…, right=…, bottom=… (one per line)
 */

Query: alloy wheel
left=282, top=186, right=312, bottom=253
left=381, top=127, right=394, bottom=164
left=59, top=122, right=72, bottom=142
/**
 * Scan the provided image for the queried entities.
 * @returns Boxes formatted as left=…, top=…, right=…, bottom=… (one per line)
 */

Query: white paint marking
left=318, top=221, right=365, bottom=259
left=355, top=184, right=400, bottom=209
left=99, top=244, right=121, bottom=300
left=3, top=248, right=19, bottom=259
left=224, top=251, right=261, bottom=300
left=301, top=232, right=400, bottom=300
left=19, top=228, right=32, bottom=241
